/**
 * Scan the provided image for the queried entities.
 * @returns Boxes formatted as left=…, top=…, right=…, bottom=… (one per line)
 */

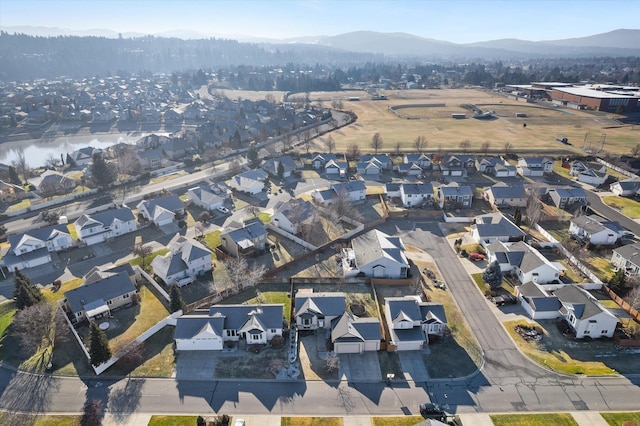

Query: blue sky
left=1, top=0, right=638, bottom=43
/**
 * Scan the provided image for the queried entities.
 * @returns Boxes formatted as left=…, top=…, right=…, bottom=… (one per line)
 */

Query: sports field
left=304, top=88, right=640, bottom=155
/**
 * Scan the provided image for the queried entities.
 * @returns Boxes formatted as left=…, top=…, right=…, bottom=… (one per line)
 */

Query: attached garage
left=394, top=340, right=423, bottom=351
left=334, top=342, right=363, bottom=354
left=176, top=336, right=223, bottom=351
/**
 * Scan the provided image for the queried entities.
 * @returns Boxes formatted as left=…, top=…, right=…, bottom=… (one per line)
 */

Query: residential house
left=186, top=186, right=225, bottom=211
left=84, top=263, right=139, bottom=286
left=175, top=304, right=284, bottom=351
left=516, top=282, right=563, bottom=320
left=272, top=199, right=317, bottom=235
left=63, top=271, right=137, bottom=323
left=137, top=195, right=184, bottom=227
left=404, top=153, right=431, bottom=169
left=485, top=241, right=563, bottom=284
left=555, top=285, right=618, bottom=338
left=436, top=183, right=473, bottom=209
left=219, top=218, right=268, bottom=258
left=160, top=137, right=194, bottom=161
left=476, top=157, right=516, bottom=177
left=569, top=161, right=606, bottom=176
left=324, top=159, right=348, bottom=177
left=384, top=182, right=402, bottom=199
left=311, top=153, right=335, bottom=170
left=228, top=169, right=269, bottom=195
left=399, top=183, right=433, bottom=207
left=548, top=186, right=588, bottom=209
left=28, top=170, right=77, bottom=196
left=610, top=178, right=640, bottom=197
left=331, top=312, right=382, bottom=354
left=164, top=108, right=184, bottom=123
left=151, top=234, right=212, bottom=286
left=396, top=162, right=424, bottom=176
left=576, top=168, right=608, bottom=186
left=384, top=296, right=447, bottom=351
left=517, top=157, right=554, bottom=177
left=74, top=208, right=137, bottom=246
left=342, top=229, right=409, bottom=278
left=1, top=224, right=73, bottom=271
left=136, top=149, right=165, bottom=170
left=439, top=154, right=476, bottom=176
left=261, top=156, right=296, bottom=178
left=611, top=243, right=640, bottom=277
left=569, top=215, right=624, bottom=246
left=69, top=146, right=102, bottom=167
left=471, top=212, right=526, bottom=247
left=314, top=181, right=366, bottom=206
left=357, top=155, right=392, bottom=175
left=294, top=290, right=346, bottom=331
left=484, top=183, right=527, bottom=209
left=0, top=180, right=26, bottom=203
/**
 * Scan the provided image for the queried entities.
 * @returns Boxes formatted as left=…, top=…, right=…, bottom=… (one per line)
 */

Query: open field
left=311, top=88, right=639, bottom=155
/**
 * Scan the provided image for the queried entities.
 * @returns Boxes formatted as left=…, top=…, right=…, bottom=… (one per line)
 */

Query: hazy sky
left=1, top=0, right=638, bottom=43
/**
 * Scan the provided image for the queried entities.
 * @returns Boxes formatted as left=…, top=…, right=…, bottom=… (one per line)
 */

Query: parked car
left=490, top=294, right=517, bottom=306
left=217, top=206, right=230, bottom=214
left=419, top=403, right=462, bottom=425
left=469, top=252, right=485, bottom=261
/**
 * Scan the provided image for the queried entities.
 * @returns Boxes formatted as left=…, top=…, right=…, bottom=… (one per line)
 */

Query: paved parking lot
left=338, top=352, right=381, bottom=382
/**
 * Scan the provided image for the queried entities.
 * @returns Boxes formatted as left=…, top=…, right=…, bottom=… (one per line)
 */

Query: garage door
left=373, top=265, right=385, bottom=278
left=335, top=343, right=362, bottom=354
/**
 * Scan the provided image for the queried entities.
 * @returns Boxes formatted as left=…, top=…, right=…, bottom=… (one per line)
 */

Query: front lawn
left=0, top=413, right=82, bottom=426
left=281, top=418, right=343, bottom=426
left=372, top=417, right=425, bottom=426
left=148, top=416, right=198, bottom=426
left=43, top=277, right=83, bottom=303
left=602, top=195, right=640, bottom=219
left=600, top=412, right=640, bottom=426
left=215, top=346, right=287, bottom=379
left=491, top=413, right=578, bottom=426
left=0, top=301, right=16, bottom=339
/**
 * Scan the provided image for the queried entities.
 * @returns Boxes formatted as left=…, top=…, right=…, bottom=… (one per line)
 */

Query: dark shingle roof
left=295, top=292, right=345, bottom=318
left=64, top=271, right=136, bottom=314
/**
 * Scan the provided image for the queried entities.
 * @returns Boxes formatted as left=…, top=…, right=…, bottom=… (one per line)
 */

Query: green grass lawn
left=148, top=415, right=199, bottom=426
left=245, top=291, right=292, bottom=322
left=503, top=319, right=616, bottom=375
left=600, top=412, right=640, bottom=425
left=128, top=248, right=170, bottom=271
left=203, top=229, right=221, bottom=251
left=602, top=195, right=640, bottom=219
left=491, top=413, right=578, bottom=426
left=43, top=277, right=83, bottom=303
left=244, top=212, right=272, bottom=224
left=105, top=326, right=175, bottom=377
left=0, top=301, right=17, bottom=338
left=5, top=198, right=31, bottom=213
left=281, top=418, right=344, bottom=426
left=0, top=413, right=82, bottom=425
left=553, top=161, right=574, bottom=180
left=372, top=417, right=424, bottom=426
left=471, top=272, right=488, bottom=294
left=66, top=223, right=78, bottom=239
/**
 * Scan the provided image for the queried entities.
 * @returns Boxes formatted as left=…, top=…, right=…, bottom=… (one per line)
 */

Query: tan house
left=0, top=180, right=27, bottom=203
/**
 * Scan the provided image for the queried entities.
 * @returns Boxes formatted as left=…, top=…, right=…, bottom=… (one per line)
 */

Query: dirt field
left=310, top=88, right=639, bottom=155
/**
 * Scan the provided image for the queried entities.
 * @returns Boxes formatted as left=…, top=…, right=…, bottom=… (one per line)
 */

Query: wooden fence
left=602, top=285, right=640, bottom=323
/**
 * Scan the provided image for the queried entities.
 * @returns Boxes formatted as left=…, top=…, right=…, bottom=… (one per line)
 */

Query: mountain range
left=2, top=26, right=640, bottom=58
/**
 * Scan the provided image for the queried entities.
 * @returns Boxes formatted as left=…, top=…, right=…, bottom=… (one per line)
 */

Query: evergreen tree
left=277, top=161, right=285, bottom=179
left=608, top=269, right=627, bottom=294
left=66, top=153, right=76, bottom=168
left=482, top=260, right=503, bottom=290
left=232, top=129, right=241, bottom=148
left=170, top=284, right=185, bottom=313
left=90, top=153, right=116, bottom=190
left=13, top=269, right=43, bottom=310
left=8, top=166, right=20, bottom=185
left=89, top=321, right=112, bottom=366
left=246, top=145, right=259, bottom=167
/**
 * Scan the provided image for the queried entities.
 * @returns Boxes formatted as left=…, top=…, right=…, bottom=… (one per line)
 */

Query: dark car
left=420, top=403, right=445, bottom=418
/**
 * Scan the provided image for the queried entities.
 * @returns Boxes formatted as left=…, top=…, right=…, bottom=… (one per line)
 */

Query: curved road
left=1, top=219, right=640, bottom=418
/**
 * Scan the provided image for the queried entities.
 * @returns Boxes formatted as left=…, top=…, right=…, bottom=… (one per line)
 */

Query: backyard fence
left=596, top=158, right=638, bottom=179
left=602, top=285, right=640, bottom=323
left=134, top=265, right=170, bottom=302
left=265, top=223, right=318, bottom=251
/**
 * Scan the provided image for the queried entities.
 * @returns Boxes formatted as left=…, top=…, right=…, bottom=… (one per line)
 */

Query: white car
left=217, top=206, right=230, bottom=214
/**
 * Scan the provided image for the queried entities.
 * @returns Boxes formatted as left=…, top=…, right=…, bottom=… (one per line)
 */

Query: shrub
left=271, top=335, right=284, bottom=348
left=460, top=249, right=468, bottom=258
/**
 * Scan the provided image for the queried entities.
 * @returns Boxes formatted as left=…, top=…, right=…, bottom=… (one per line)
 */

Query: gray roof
left=295, top=292, right=345, bottom=318
left=530, top=296, right=562, bottom=313
left=613, top=243, right=640, bottom=267
left=571, top=215, right=623, bottom=235
left=139, top=195, right=183, bottom=215
left=331, top=312, right=382, bottom=343
left=386, top=297, right=422, bottom=323
left=385, top=183, right=401, bottom=193
left=237, top=168, right=268, bottom=181
left=401, top=183, right=433, bottom=196
left=486, top=183, right=527, bottom=200
left=208, top=304, right=283, bottom=330
left=473, top=213, right=526, bottom=239
left=614, top=179, right=640, bottom=192
left=222, top=220, right=267, bottom=244
left=261, top=156, right=296, bottom=175
left=438, top=184, right=473, bottom=197
left=7, top=224, right=70, bottom=248
left=331, top=180, right=366, bottom=194
left=518, top=281, right=547, bottom=298
left=550, top=186, right=587, bottom=199
left=76, top=208, right=135, bottom=229
left=64, top=271, right=136, bottom=314
left=315, top=189, right=337, bottom=202
left=352, top=229, right=408, bottom=269
left=84, top=263, right=135, bottom=285
left=554, top=285, right=609, bottom=320
left=274, top=199, right=316, bottom=223
left=175, top=315, right=225, bottom=340
left=360, top=154, right=391, bottom=166
left=419, top=303, right=447, bottom=325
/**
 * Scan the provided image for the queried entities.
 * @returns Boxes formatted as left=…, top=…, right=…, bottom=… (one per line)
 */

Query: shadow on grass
left=424, top=334, right=480, bottom=378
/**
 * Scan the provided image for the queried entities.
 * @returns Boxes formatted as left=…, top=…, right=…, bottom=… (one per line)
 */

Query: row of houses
left=175, top=290, right=447, bottom=354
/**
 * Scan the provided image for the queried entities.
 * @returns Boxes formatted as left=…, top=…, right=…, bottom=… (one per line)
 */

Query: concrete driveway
left=398, top=351, right=430, bottom=382
left=174, top=351, right=217, bottom=380
left=338, top=352, right=381, bottom=382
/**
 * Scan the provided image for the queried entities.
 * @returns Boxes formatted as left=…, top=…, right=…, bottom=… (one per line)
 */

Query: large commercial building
left=550, top=86, right=639, bottom=113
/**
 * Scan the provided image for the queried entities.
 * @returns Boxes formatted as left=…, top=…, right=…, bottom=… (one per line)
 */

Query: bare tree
left=328, top=188, right=363, bottom=222
left=303, top=134, right=312, bottom=154
left=481, top=142, right=491, bottom=155
left=132, top=243, right=153, bottom=270
left=199, top=211, right=211, bottom=223
left=370, top=133, right=384, bottom=155
left=345, top=143, right=361, bottom=161
left=46, top=153, right=61, bottom=169
left=302, top=129, right=312, bottom=148
left=413, top=135, right=427, bottom=153
left=459, top=140, right=470, bottom=153
left=281, top=132, right=292, bottom=153
left=12, top=148, right=30, bottom=183
left=526, top=186, right=543, bottom=230
left=394, top=141, right=402, bottom=156
left=228, top=159, right=242, bottom=175
left=11, top=302, right=54, bottom=356
left=325, top=136, right=335, bottom=154
left=325, top=352, right=339, bottom=373
left=504, top=142, right=514, bottom=156
left=219, top=256, right=266, bottom=294
left=631, top=144, right=640, bottom=158
left=116, top=145, right=141, bottom=176
left=331, top=99, right=344, bottom=110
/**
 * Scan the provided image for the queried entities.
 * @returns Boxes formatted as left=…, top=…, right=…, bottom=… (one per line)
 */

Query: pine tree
left=13, top=269, right=43, bottom=310
left=89, top=322, right=112, bottom=366
left=482, top=260, right=503, bottom=290
left=277, top=161, right=285, bottom=179
left=513, top=208, right=522, bottom=227
left=608, top=269, right=627, bottom=294
left=170, top=284, right=185, bottom=313
left=247, top=145, right=259, bottom=167
left=90, top=153, right=116, bottom=190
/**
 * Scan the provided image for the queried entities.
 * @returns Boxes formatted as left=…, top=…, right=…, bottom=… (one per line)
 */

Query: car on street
left=469, top=252, right=485, bottom=261
left=217, top=206, right=230, bottom=214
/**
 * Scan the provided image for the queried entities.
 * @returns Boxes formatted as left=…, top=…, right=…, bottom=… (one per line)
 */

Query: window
left=123, top=293, right=130, bottom=299
left=303, top=318, right=311, bottom=326
left=251, top=334, right=260, bottom=341
left=270, top=328, right=277, bottom=334
left=107, top=300, right=112, bottom=305
left=584, top=330, right=590, bottom=335
left=601, top=330, right=608, bottom=334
